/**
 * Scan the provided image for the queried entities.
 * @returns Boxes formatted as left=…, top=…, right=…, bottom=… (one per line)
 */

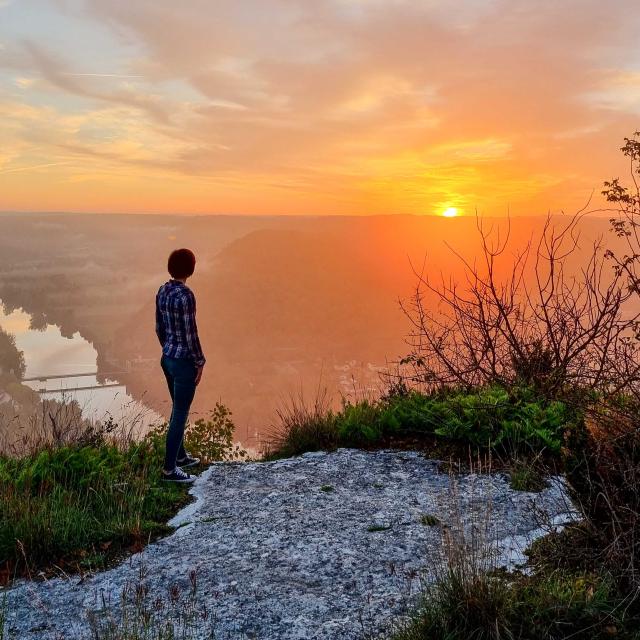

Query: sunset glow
left=1, top=1, right=639, bottom=216
left=442, top=207, right=459, bottom=218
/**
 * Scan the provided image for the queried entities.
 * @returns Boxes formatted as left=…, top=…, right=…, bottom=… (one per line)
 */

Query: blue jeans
left=161, top=355, right=197, bottom=471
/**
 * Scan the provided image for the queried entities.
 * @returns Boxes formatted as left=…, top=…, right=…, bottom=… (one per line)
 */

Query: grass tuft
left=508, top=460, right=548, bottom=492
left=264, top=388, right=338, bottom=459
left=420, top=514, right=441, bottom=527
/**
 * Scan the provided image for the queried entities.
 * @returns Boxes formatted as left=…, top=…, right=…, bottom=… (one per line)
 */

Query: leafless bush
left=398, top=209, right=640, bottom=400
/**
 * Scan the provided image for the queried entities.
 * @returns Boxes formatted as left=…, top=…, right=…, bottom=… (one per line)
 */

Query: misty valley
left=0, top=212, right=419, bottom=450
left=0, top=212, right=621, bottom=453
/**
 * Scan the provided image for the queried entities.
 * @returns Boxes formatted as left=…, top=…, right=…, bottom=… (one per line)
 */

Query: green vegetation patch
left=269, top=385, right=577, bottom=461
left=0, top=437, right=186, bottom=581
left=0, top=403, right=243, bottom=582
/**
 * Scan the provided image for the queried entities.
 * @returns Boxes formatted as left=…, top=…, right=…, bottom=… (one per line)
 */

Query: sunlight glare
left=442, top=207, right=458, bottom=218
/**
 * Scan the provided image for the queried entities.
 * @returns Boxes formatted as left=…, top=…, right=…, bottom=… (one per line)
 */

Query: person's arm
left=181, top=290, right=206, bottom=369
left=155, top=292, right=166, bottom=347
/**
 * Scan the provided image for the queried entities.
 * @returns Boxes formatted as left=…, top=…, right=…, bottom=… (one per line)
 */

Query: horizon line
left=0, top=210, right=616, bottom=219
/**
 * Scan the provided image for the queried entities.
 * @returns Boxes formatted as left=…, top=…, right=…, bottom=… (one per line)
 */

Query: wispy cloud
left=23, top=42, right=175, bottom=125
left=0, top=160, right=74, bottom=174
left=61, top=72, right=144, bottom=78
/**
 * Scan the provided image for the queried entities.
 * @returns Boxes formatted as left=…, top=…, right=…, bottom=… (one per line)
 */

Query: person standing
left=155, top=248, right=206, bottom=483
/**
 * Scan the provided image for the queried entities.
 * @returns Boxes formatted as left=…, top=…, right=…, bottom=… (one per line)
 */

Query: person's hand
left=195, top=365, right=204, bottom=386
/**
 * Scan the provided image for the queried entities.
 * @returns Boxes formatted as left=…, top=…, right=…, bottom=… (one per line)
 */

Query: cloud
left=2, top=0, right=640, bottom=214
left=0, top=160, right=74, bottom=174
left=61, top=72, right=144, bottom=78
left=14, top=76, right=35, bottom=88
left=23, top=42, right=175, bottom=125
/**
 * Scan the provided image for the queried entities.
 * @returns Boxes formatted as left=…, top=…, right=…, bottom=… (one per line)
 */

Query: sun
left=442, top=207, right=459, bottom=218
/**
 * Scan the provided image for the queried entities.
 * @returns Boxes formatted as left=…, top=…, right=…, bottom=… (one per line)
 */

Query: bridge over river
left=23, top=371, right=127, bottom=394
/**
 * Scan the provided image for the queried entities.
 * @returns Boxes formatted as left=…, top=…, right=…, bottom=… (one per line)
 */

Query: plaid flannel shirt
left=155, top=280, right=206, bottom=367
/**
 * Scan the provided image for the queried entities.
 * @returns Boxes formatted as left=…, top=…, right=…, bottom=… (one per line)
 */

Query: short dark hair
left=168, top=248, right=196, bottom=279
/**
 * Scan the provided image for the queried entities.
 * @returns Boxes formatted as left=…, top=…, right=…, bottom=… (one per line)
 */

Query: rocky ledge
left=5, top=449, right=577, bottom=639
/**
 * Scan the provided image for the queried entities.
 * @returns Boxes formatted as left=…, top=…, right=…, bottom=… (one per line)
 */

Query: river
left=0, top=302, right=162, bottom=431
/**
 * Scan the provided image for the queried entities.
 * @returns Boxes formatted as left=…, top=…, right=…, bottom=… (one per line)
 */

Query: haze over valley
left=0, top=211, right=621, bottom=449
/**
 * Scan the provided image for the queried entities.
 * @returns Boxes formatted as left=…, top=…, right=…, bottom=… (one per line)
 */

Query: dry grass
left=565, top=407, right=640, bottom=589
left=87, top=563, right=216, bottom=640
left=264, top=386, right=338, bottom=458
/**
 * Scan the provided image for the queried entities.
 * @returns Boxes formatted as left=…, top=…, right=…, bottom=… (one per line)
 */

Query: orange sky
left=1, top=0, right=639, bottom=216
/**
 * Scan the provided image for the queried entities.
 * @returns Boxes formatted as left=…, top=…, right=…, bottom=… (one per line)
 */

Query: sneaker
left=176, top=453, right=200, bottom=468
left=161, top=467, right=195, bottom=483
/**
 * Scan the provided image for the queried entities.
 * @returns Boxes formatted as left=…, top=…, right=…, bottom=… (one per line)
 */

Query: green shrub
left=420, top=514, right=440, bottom=527
left=0, top=439, right=180, bottom=576
left=336, top=400, right=384, bottom=444
left=508, top=460, right=547, bottom=492
left=185, top=403, right=247, bottom=463
left=424, top=386, right=571, bottom=453
left=145, top=402, right=247, bottom=465
left=270, top=385, right=575, bottom=459
left=10, top=444, right=124, bottom=491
